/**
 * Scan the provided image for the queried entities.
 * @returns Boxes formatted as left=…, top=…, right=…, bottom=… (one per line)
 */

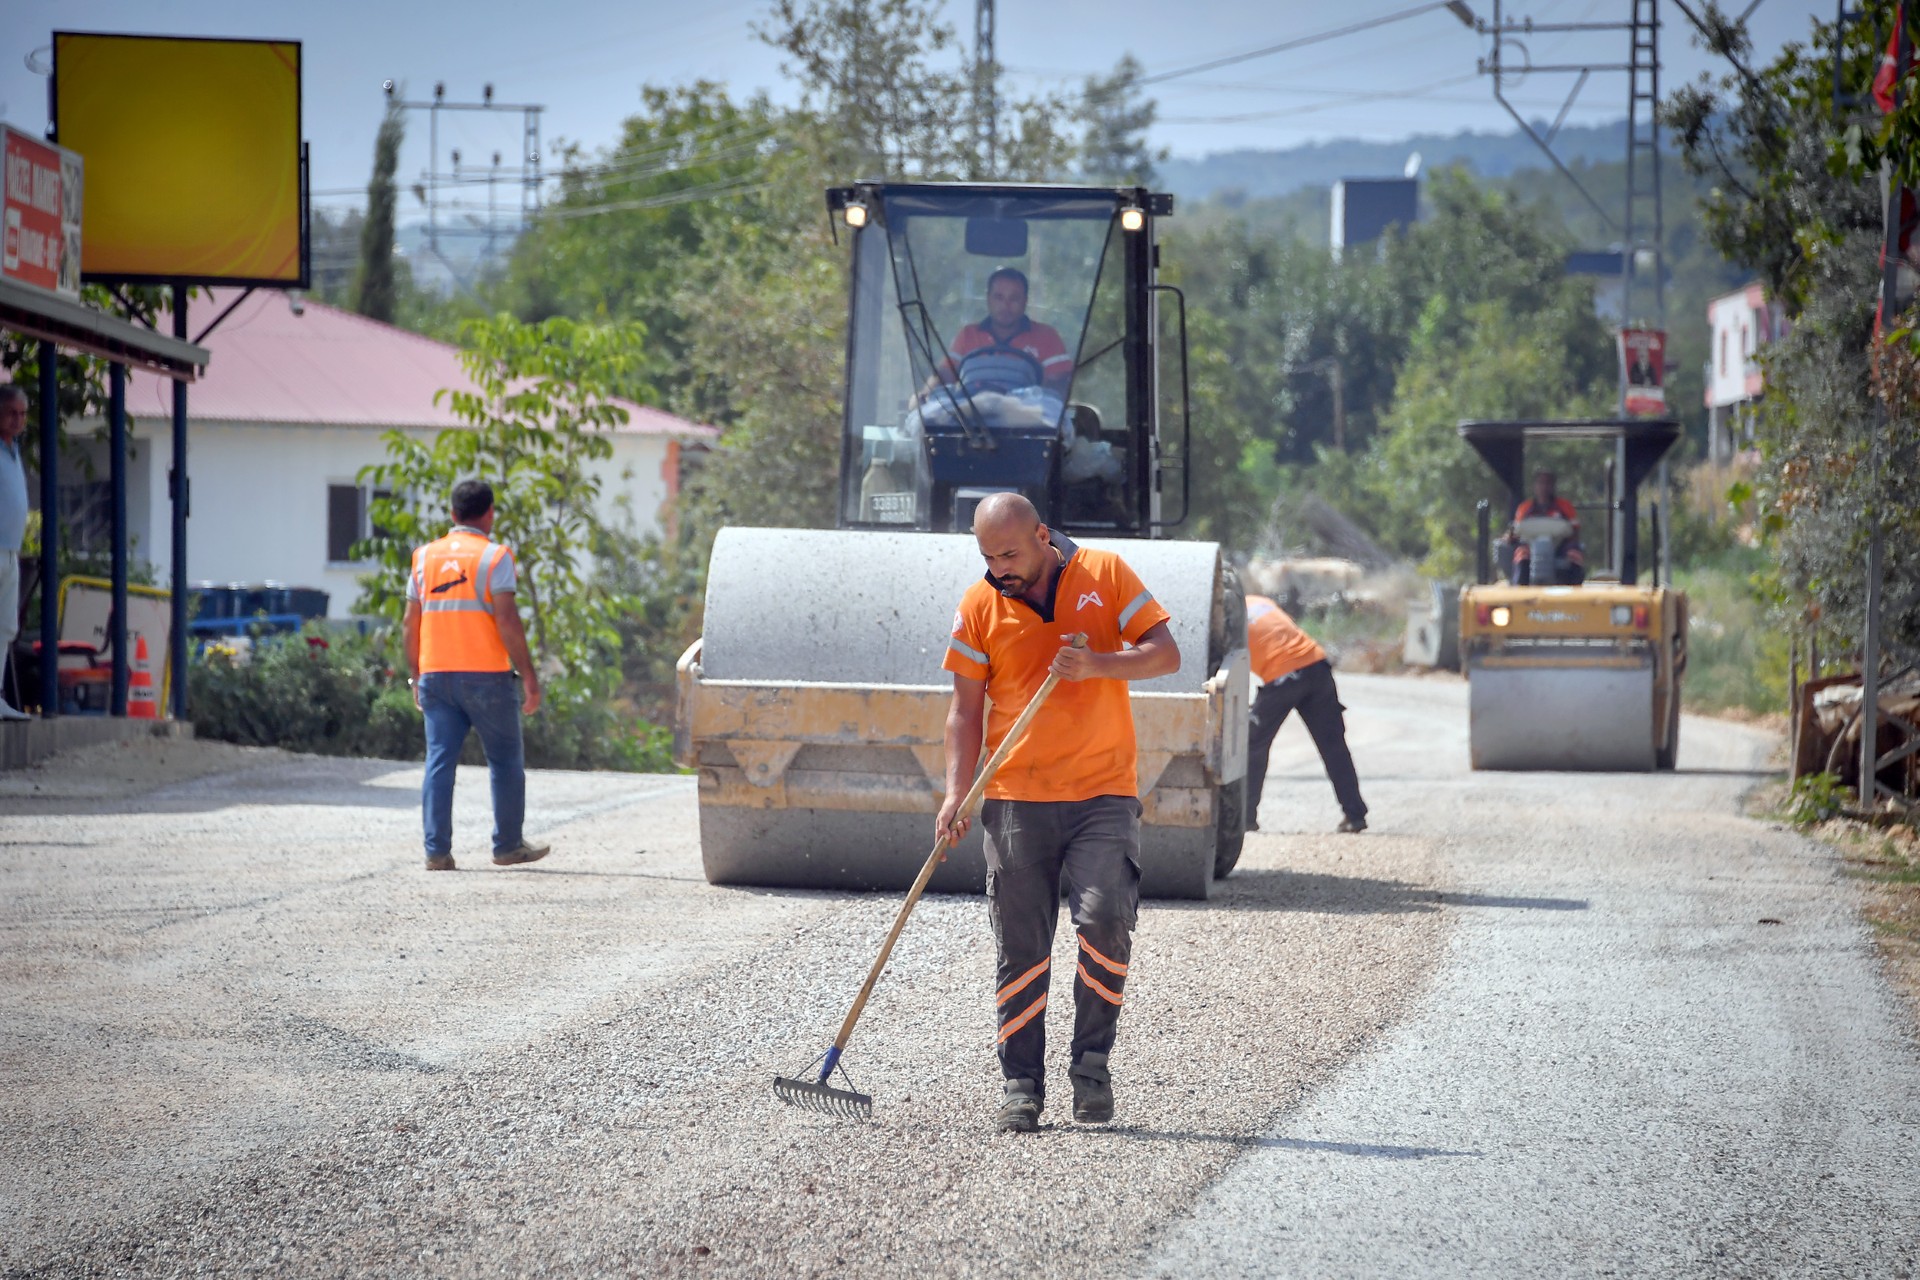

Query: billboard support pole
left=169, top=284, right=188, bottom=721
left=36, top=341, right=58, bottom=719
left=109, top=360, right=128, bottom=716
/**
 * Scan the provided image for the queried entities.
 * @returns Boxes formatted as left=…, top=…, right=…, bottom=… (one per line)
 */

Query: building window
left=1719, top=332, right=1729, bottom=376
left=326, top=484, right=391, bottom=563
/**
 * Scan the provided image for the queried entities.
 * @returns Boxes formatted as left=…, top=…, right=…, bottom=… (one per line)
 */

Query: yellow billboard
left=53, top=32, right=306, bottom=286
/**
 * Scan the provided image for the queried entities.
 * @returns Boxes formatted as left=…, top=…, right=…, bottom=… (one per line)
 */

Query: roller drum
left=1468, top=658, right=1658, bottom=771
left=692, top=528, right=1233, bottom=900
left=701, top=528, right=1221, bottom=692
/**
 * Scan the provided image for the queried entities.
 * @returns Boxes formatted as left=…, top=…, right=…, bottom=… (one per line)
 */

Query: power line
left=532, top=174, right=774, bottom=222
left=1160, top=72, right=1483, bottom=124
left=1133, top=2, right=1467, bottom=87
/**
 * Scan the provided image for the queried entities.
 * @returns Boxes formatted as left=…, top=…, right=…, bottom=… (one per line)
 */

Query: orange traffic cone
left=128, top=635, right=159, bottom=720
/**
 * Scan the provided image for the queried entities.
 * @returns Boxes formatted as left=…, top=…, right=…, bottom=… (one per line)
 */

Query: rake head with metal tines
left=773, top=1048, right=872, bottom=1118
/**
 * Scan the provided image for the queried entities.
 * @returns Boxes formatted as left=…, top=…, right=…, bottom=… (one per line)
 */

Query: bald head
left=972, top=493, right=1056, bottom=599
left=972, top=491, right=1040, bottom=539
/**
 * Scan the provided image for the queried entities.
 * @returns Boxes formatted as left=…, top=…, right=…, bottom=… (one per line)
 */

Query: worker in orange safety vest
left=403, top=479, right=549, bottom=872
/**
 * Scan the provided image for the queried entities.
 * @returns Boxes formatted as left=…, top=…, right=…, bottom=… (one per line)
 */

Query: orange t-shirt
left=1246, top=595, right=1325, bottom=684
left=943, top=535, right=1171, bottom=802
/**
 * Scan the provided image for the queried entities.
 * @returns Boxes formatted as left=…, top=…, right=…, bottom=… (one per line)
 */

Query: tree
left=484, top=84, right=780, bottom=385
left=1077, top=56, right=1166, bottom=186
left=355, top=314, right=654, bottom=710
left=353, top=99, right=404, bottom=323
left=758, top=0, right=973, bottom=179
left=1665, top=2, right=1918, bottom=657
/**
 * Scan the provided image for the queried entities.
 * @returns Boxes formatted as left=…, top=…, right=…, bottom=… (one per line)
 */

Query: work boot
left=0, top=700, right=28, bottom=722
left=425, top=854, right=456, bottom=871
left=492, top=842, right=550, bottom=867
left=995, top=1079, right=1042, bottom=1134
left=1070, top=1053, right=1115, bottom=1124
left=1336, top=817, right=1368, bottom=834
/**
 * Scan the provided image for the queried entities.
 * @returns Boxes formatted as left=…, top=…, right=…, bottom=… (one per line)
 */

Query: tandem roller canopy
left=1458, top=418, right=1681, bottom=503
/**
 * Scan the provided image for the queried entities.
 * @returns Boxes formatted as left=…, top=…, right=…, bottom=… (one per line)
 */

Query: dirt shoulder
left=1747, top=779, right=1920, bottom=1034
left=0, top=734, right=298, bottom=812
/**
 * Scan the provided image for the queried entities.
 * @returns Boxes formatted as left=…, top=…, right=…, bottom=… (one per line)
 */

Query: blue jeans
left=420, top=671, right=525, bottom=857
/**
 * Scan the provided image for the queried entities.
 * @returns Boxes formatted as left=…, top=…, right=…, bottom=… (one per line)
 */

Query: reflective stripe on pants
left=982, top=794, right=1141, bottom=1100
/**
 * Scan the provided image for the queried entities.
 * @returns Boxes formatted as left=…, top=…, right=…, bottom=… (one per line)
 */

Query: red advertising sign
left=3, top=124, right=83, bottom=297
left=1620, top=327, right=1666, bottom=417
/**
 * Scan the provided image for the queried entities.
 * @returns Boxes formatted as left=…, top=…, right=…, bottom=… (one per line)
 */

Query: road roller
left=1456, top=418, right=1689, bottom=772
left=674, top=181, right=1250, bottom=899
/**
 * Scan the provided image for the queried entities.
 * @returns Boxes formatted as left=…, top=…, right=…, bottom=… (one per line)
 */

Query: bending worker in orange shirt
left=940, top=493, right=1179, bottom=1134
left=1245, top=596, right=1368, bottom=835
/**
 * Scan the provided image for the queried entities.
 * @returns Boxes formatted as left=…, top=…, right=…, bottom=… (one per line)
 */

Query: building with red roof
left=59, top=290, right=715, bottom=617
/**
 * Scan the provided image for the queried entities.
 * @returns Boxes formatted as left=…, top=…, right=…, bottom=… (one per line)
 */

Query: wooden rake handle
left=827, top=634, right=1087, bottom=1054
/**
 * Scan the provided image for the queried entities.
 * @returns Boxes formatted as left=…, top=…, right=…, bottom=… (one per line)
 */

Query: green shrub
left=1786, top=771, right=1849, bottom=826
left=188, top=624, right=675, bottom=772
left=1672, top=549, right=1789, bottom=717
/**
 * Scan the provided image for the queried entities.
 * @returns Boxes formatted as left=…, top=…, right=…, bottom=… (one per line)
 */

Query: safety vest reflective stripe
left=949, top=636, right=989, bottom=666
left=1117, top=589, right=1155, bottom=631
left=417, top=532, right=513, bottom=674
left=997, top=993, right=1048, bottom=1043
left=996, top=959, right=1050, bottom=1006
left=1076, top=962, right=1124, bottom=1007
left=1078, top=934, right=1128, bottom=976
left=475, top=543, right=504, bottom=603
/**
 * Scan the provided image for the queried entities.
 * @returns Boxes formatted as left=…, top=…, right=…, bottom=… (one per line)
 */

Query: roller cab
left=1455, top=419, right=1689, bottom=773
left=676, top=183, right=1250, bottom=899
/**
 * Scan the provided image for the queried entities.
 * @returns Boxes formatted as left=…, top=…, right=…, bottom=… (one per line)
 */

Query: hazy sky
left=4, top=0, right=1829, bottom=217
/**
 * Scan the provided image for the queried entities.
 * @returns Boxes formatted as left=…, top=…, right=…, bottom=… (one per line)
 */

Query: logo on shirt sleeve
left=1076, top=590, right=1105, bottom=612
left=952, top=608, right=965, bottom=635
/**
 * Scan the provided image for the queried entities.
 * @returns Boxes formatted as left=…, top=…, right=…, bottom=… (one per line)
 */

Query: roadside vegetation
left=20, top=0, right=1911, bottom=764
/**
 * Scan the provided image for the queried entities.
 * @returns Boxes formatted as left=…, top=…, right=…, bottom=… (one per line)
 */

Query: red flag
left=1874, top=5, right=1906, bottom=112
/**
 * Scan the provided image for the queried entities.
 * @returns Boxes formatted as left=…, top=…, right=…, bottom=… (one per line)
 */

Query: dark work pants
left=1246, top=660, right=1367, bottom=827
left=982, top=795, right=1142, bottom=1101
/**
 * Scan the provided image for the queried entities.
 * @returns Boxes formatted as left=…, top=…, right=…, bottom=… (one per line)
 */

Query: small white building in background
left=1705, top=283, right=1788, bottom=463
left=60, top=290, right=715, bottom=618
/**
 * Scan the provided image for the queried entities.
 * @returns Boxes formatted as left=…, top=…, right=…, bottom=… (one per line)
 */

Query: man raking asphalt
left=940, top=493, right=1179, bottom=1133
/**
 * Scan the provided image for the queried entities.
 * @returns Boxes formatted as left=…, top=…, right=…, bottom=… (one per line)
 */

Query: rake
left=773, top=635, right=1084, bottom=1119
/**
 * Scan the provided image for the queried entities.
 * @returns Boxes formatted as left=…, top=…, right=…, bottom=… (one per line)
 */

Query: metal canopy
left=1460, top=417, right=1682, bottom=586
left=1458, top=418, right=1681, bottom=502
left=0, top=277, right=209, bottom=381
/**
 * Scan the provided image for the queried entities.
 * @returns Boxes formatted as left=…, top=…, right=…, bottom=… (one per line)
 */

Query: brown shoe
left=492, top=842, right=550, bottom=867
left=425, top=854, right=456, bottom=871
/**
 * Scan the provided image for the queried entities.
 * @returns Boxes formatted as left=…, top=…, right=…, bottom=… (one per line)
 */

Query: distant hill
left=1161, top=119, right=1628, bottom=202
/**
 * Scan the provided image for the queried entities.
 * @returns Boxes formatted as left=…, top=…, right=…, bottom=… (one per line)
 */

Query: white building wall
left=121, top=418, right=678, bottom=618
left=1706, top=284, right=1786, bottom=410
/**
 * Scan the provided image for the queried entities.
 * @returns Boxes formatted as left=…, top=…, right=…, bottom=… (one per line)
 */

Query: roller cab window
left=833, top=185, right=1156, bottom=535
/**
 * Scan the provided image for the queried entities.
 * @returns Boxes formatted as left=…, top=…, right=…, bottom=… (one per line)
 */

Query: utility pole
left=385, top=80, right=543, bottom=285
left=1460, top=0, right=1667, bottom=580
left=975, top=0, right=997, bottom=176
left=1861, top=8, right=1911, bottom=807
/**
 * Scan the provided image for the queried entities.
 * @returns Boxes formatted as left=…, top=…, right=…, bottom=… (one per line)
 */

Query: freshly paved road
left=1146, top=678, right=1920, bottom=1277
left=2, top=675, right=1914, bottom=1277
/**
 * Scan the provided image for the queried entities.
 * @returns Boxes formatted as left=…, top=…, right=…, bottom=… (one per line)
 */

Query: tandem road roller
left=1457, top=418, right=1689, bottom=772
left=674, top=181, right=1251, bottom=900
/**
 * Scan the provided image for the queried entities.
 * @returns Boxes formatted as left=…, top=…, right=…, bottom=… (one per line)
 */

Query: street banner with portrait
left=2, top=124, right=83, bottom=298
left=1620, top=327, right=1667, bottom=417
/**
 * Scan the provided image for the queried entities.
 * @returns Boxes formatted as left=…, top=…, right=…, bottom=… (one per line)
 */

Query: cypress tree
left=353, top=100, right=405, bottom=323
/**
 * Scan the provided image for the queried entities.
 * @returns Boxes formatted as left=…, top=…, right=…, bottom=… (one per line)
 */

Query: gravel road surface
left=2, top=675, right=1912, bottom=1276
